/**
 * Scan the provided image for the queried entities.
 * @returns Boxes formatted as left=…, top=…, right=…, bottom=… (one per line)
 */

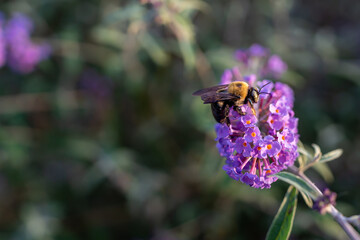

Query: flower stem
left=288, top=166, right=360, bottom=240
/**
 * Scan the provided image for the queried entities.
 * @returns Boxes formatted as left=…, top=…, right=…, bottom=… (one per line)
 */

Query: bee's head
left=250, top=88, right=259, bottom=103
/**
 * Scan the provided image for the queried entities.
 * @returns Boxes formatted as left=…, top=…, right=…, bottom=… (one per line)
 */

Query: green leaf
left=104, top=3, right=144, bottom=23
left=139, top=33, right=169, bottom=66
left=176, top=0, right=209, bottom=12
left=275, top=172, right=320, bottom=199
left=266, top=186, right=298, bottom=240
left=92, top=27, right=125, bottom=48
left=178, top=40, right=196, bottom=70
left=319, top=149, right=343, bottom=163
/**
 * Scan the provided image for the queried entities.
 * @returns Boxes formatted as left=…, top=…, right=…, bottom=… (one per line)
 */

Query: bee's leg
left=223, top=104, right=231, bottom=125
left=248, top=101, right=256, bottom=115
left=234, top=99, right=246, bottom=116
left=221, top=117, right=231, bottom=126
left=218, top=103, right=231, bottom=125
left=234, top=105, right=246, bottom=116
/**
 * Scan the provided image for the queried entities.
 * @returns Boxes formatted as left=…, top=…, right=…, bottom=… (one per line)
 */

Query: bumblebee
left=193, top=81, right=269, bottom=125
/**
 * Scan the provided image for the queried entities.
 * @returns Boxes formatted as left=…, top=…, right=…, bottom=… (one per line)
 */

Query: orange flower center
left=257, top=147, right=261, bottom=151
left=246, top=120, right=251, bottom=124
left=266, top=170, right=272, bottom=174
left=282, top=136, right=285, bottom=140
left=267, top=144, right=272, bottom=150
left=251, top=132, right=256, bottom=137
left=276, top=109, right=279, bottom=113
left=243, top=142, right=247, bottom=147
left=270, top=119, right=274, bottom=124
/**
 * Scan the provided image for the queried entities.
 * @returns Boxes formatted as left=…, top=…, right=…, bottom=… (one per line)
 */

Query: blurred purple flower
left=234, top=49, right=248, bottom=64
left=274, top=82, right=294, bottom=107
left=215, top=70, right=299, bottom=188
left=78, top=69, right=113, bottom=99
left=220, top=67, right=244, bottom=85
left=0, top=13, right=5, bottom=67
left=220, top=69, right=233, bottom=84
left=4, top=13, right=33, bottom=44
left=264, top=55, right=288, bottom=78
left=0, top=12, right=51, bottom=73
left=248, top=44, right=269, bottom=57
left=233, top=44, right=287, bottom=79
left=313, top=189, right=337, bottom=215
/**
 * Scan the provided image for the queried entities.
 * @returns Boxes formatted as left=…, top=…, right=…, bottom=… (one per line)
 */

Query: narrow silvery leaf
left=300, top=191, right=313, bottom=208
left=298, top=147, right=311, bottom=163
left=266, top=186, right=298, bottom=240
left=346, top=215, right=360, bottom=229
left=297, top=140, right=307, bottom=169
left=312, top=143, right=322, bottom=163
left=275, top=172, right=320, bottom=199
left=173, top=15, right=196, bottom=69
left=302, top=144, right=323, bottom=171
left=319, top=149, right=343, bottom=163
left=297, top=155, right=306, bottom=169
left=313, top=162, right=334, bottom=183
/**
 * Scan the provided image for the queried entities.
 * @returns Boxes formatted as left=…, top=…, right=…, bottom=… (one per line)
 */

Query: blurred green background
left=0, top=0, right=359, bottom=239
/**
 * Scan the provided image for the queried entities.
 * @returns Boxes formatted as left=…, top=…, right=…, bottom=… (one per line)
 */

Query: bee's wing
left=193, top=84, right=239, bottom=104
left=201, top=91, right=238, bottom=103
left=192, top=84, right=229, bottom=96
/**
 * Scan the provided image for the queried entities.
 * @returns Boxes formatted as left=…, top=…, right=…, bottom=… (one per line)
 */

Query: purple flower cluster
left=0, top=12, right=51, bottom=73
left=216, top=45, right=298, bottom=189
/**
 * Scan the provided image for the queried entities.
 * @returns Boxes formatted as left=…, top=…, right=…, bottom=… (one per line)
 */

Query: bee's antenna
left=258, top=81, right=271, bottom=92
left=259, top=92, right=271, bottom=95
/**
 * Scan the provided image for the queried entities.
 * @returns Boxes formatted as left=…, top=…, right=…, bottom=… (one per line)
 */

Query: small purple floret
left=234, top=138, right=252, bottom=157
left=244, top=127, right=261, bottom=143
left=240, top=114, right=257, bottom=128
